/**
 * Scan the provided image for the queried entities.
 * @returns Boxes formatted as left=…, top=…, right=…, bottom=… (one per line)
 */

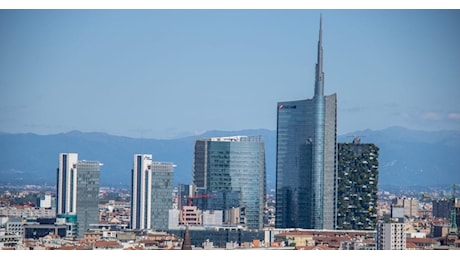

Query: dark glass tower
left=75, top=160, right=101, bottom=236
left=151, top=161, right=174, bottom=231
left=275, top=16, right=337, bottom=229
left=192, top=136, right=266, bottom=230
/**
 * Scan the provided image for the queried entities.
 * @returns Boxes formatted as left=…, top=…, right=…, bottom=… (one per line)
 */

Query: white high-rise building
left=56, top=153, right=101, bottom=237
left=376, top=221, right=406, bottom=250
left=56, top=153, right=78, bottom=215
left=130, top=154, right=153, bottom=230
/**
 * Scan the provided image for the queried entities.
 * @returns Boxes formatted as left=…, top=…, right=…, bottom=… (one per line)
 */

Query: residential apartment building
left=336, top=139, right=379, bottom=230
left=376, top=221, right=406, bottom=250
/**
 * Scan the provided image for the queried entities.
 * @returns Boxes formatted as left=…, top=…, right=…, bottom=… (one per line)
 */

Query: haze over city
left=1, top=3, right=460, bottom=255
left=1, top=8, right=459, bottom=139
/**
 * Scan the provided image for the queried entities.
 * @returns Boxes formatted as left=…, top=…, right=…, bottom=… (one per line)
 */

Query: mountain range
left=1, top=126, right=459, bottom=191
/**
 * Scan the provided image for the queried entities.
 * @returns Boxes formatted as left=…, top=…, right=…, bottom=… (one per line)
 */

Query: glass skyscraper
left=192, top=136, right=266, bottom=230
left=75, top=160, right=101, bottom=236
left=275, top=16, right=337, bottom=230
left=56, top=153, right=101, bottom=237
left=151, top=161, right=174, bottom=231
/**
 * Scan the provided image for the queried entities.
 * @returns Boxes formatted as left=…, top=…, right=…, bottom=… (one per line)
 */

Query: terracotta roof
left=406, top=237, right=438, bottom=244
left=55, top=246, right=78, bottom=250
left=94, top=240, right=122, bottom=248
left=406, top=242, right=418, bottom=249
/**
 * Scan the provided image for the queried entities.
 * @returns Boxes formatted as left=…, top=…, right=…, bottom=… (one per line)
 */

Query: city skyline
left=1, top=9, right=459, bottom=139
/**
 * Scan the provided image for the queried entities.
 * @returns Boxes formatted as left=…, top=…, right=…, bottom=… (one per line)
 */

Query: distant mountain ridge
left=1, top=127, right=459, bottom=190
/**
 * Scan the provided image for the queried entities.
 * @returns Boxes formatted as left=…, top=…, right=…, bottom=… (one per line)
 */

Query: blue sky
left=1, top=9, right=459, bottom=139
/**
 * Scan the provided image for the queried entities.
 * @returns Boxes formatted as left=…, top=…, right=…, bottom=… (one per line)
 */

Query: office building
left=392, top=197, right=419, bottom=218
left=56, top=153, right=101, bottom=237
left=275, top=16, right=337, bottom=229
left=56, top=153, right=78, bottom=216
left=151, top=161, right=174, bottom=231
left=192, top=135, right=266, bottom=230
left=130, top=154, right=174, bottom=231
left=75, top=160, right=101, bottom=236
left=130, top=154, right=153, bottom=230
left=432, top=199, right=452, bottom=219
left=336, top=139, right=379, bottom=230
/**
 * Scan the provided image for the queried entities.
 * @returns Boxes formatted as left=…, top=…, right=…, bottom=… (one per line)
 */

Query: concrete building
left=130, top=154, right=153, bottom=230
left=56, top=153, right=78, bottom=216
left=376, top=221, right=406, bottom=250
left=37, top=194, right=52, bottom=209
left=404, top=198, right=419, bottom=218
left=179, top=206, right=202, bottom=226
left=392, top=197, right=419, bottom=218
left=275, top=16, right=337, bottom=230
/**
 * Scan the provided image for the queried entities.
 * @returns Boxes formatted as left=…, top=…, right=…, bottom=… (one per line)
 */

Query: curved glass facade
left=275, top=17, right=337, bottom=230
left=275, top=95, right=337, bottom=229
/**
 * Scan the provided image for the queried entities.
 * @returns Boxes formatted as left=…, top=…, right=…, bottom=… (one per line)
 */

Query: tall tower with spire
left=275, top=15, right=337, bottom=230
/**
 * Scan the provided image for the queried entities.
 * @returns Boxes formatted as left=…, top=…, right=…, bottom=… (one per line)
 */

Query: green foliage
left=337, top=143, right=379, bottom=230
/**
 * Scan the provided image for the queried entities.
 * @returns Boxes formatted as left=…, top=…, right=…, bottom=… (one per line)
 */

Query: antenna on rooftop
left=346, top=135, right=366, bottom=144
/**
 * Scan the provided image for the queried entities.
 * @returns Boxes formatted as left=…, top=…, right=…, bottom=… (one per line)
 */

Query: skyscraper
left=192, top=136, right=266, bottom=230
left=336, top=139, right=379, bottom=230
left=130, top=154, right=174, bottom=231
left=75, top=160, right=101, bottom=236
left=57, top=153, right=78, bottom=216
left=151, top=161, right=174, bottom=231
left=275, top=16, right=337, bottom=229
left=56, top=153, right=101, bottom=237
left=130, top=154, right=153, bottom=230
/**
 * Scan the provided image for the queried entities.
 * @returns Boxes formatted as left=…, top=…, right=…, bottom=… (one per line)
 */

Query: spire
left=314, top=14, right=324, bottom=97
left=181, top=225, right=192, bottom=250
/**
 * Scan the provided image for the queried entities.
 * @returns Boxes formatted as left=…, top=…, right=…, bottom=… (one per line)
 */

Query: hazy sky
left=1, top=9, right=459, bottom=139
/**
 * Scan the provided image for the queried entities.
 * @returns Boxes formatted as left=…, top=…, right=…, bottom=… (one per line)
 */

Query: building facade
left=275, top=17, right=337, bottom=229
left=376, top=221, right=406, bottom=250
left=151, top=161, right=174, bottom=231
left=432, top=199, right=452, bottom=219
left=75, top=160, right=101, bottom=236
left=130, top=154, right=174, bottom=231
left=56, top=153, right=101, bottom=237
left=336, top=140, right=379, bottom=230
left=56, top=153, right=78, bottom=216
left=192, top=135, right=266, bottom=230
left=130, top=154, right=153, bottom=230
